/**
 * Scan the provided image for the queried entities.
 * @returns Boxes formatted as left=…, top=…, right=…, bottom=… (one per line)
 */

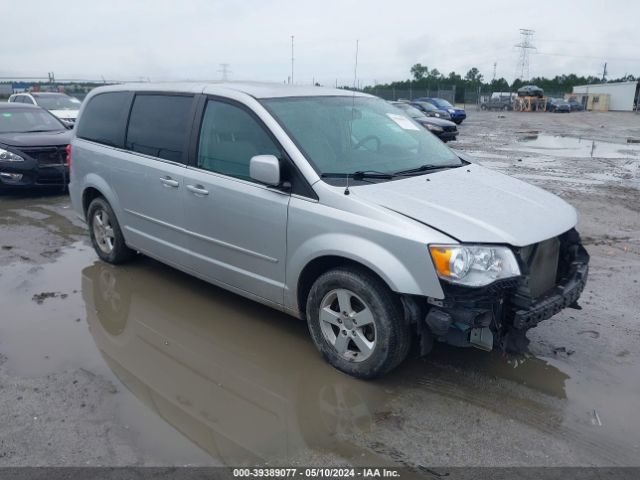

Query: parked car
left=517, top=85, right=544, bottom=98
left=0, top=102, right=71, bottom=192
left=415, top=97, right=467, bottom=124
left=546, top=98, right=571, bottom=113
left=408, top=101, right=452, bottom=120
left=480, top=96, right=513, bottom=111
left=69, top=83, right=589, bottom=379
left=8, top=92, right=81, bottom=126
left=390, top=102, right=458, bottom=142
left=567, top=98, right=585, bottom=111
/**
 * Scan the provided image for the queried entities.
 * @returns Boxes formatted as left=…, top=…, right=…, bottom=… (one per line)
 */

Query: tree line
left=362, top=63, right=638, bottom=102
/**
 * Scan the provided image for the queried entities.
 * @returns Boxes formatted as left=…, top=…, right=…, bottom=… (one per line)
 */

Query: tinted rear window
left=125, top=94, right=193, bottom=163
left=76, top=92, right=130, bottom=147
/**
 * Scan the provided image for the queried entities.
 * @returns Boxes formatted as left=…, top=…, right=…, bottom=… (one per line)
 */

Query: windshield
left=262, top=96, right=461, bottom=179
left=0, top=108, right=65, bottom=133
left=391, top=103, right=424, bottom=118
left=33, top=95, right=81, bottom=110
left=431, top=98, right=453, bottom=109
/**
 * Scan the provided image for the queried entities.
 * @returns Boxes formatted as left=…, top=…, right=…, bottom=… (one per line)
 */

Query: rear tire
left=306, top=266, right=411, bottom=379
left=87, top=197, right=134, bottom=264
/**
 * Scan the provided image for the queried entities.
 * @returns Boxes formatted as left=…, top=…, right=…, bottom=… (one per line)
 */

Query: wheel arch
left=80, top=174, right=121, bottom=221
left=296, top=255, right=388, bottom=320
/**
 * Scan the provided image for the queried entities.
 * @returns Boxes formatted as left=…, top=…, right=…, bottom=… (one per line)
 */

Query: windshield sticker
left=386, top=113, right=420, bottom=131
left=2, top=113, right=11, bottom=118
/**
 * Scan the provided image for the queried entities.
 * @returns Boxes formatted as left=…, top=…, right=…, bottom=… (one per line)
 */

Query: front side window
left=22, top=96, right=35, bottom=105
left=262, top=96, right=460, bottom=179
left=76, top=92, right=130, bottom=147
left=197, top=99, right=280, bottom=181
left=125, top=94, right=193, bottom=162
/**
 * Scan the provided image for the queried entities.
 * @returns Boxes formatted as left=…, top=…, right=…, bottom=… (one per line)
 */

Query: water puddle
left=513, top=135, right=640, bottom=159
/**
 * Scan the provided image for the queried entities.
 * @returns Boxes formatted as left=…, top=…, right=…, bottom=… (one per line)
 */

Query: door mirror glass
left=249, top=155, right=280, bottom=186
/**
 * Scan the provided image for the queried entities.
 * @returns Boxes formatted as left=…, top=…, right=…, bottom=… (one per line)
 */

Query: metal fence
left=466, top=89, right=572, bottom=110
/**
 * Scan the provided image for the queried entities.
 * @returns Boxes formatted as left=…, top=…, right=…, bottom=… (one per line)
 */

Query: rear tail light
left=65, top=144, right=71, bottom=167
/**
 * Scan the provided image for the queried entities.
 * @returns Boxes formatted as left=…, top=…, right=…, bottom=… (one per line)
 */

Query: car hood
left=414, top=116, right=456, bottom=127
left=50, top=109, right=79, bottom=119
left=0, top=130, right=72, bottom=148
left=351, top=164, right=577, bottom=246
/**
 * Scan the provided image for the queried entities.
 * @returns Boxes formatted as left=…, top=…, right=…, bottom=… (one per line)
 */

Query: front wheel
left=306, top=267, right=411, bottom=379
left=87, top=197, right=135, bottom=264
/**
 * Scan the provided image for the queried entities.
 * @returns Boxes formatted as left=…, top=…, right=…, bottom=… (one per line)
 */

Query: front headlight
left=426, top=124, right=444, bottom=132
left=434, top=113, right=441, bottom=117
left=429, top=244, right=520, bottom=287
left=448, top=108, right=456, bottom=113
left=0, top=147, right=25, bottom=162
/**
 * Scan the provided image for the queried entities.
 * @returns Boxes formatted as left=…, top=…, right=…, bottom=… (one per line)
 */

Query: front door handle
left=160, top=176, right=180, bottom=188
left=186, top=184, right=209, bottom=196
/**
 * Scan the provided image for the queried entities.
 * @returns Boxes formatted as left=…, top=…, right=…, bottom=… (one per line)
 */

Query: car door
left=110, top=93, right=196, bottom=267
left=182, top=97, right=290, bottom=305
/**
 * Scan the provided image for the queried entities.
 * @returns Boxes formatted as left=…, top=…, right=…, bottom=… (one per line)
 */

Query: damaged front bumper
left=414, top=229, right=590, bottom=353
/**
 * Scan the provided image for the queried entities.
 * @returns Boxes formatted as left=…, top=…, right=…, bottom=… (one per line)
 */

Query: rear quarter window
left=125, top=94, right=193, bottom=163
left=76, top=92, right=131, bottom=147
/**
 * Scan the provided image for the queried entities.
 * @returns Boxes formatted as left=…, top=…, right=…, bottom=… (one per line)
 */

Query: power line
left=515, top=28, right=536, bottom=82
left=534, top=51, right=639, bottom=62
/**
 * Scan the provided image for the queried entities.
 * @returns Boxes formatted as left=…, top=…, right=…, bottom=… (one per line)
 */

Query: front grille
left=519, top=237, right=561, bottom=299
left=22, top=146, right=67, bottom=167
left=443, top=125, right=457, bottom=132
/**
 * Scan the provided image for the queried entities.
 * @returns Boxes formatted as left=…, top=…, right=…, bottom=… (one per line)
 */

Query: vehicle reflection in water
left=81, top=257, right=576, bottom=466
left=81, top=259, right=393, bottom=465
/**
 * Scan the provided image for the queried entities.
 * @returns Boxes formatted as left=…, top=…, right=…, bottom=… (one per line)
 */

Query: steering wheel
left=354, top=135, right=381, bottom=151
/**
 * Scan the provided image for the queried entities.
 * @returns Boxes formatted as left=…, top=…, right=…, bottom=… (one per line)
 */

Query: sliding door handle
left=160, top=177, right=180, bottom=188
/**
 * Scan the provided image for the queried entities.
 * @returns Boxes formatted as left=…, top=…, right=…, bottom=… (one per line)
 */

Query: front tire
left=306, top=266, right=411, bottom=379
left=87, top=197, right=134, bottom=264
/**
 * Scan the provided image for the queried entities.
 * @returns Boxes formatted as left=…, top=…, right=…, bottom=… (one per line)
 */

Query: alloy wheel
left=319, top=289, right=377, bottom=362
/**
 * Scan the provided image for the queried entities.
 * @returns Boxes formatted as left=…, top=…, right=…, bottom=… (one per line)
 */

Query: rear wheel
left=87, top=197, right=134, bottom=264
left=306, top=266, right=411, bottom=379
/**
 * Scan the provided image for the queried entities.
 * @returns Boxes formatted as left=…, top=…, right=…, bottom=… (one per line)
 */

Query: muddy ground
left=0, top=110, right=638, bottom=467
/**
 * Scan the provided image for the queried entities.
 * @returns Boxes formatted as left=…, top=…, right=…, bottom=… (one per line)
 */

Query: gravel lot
left=0, top=110, right=638, bottom=467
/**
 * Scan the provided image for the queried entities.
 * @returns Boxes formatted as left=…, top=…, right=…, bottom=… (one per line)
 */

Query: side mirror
left=249, top=155, right=281, bottom=186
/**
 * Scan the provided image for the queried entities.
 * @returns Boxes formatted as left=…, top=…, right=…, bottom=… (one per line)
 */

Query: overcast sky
left=2, top=0, right=639, bottom=86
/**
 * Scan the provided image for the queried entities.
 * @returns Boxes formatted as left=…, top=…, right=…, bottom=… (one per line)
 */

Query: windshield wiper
left=393, top=163, right=461, bottom=176
left=321, top=170, right=395, bottom=180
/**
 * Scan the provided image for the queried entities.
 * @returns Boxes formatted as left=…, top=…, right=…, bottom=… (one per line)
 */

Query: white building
left=573, top=81, right=639, bottom=111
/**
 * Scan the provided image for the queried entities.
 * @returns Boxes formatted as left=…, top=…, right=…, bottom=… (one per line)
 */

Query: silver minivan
left=69, top=83, right=589, bottom=379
